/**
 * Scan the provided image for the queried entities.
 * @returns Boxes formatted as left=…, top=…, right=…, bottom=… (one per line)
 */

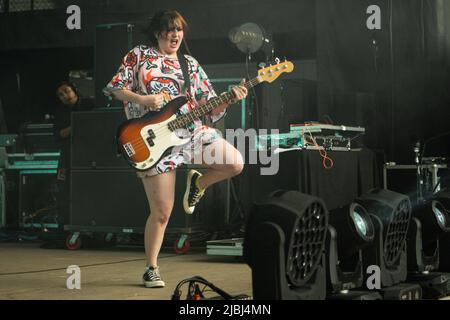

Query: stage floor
left=2, top=243, right=450, bottom=300
left=0, top=243, right=252, bottom=300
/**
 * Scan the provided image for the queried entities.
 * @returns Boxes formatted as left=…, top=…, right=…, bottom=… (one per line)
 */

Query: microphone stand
left=418, top=131, right=450, bottom=200
left=414, top=141, right=424, bottom=204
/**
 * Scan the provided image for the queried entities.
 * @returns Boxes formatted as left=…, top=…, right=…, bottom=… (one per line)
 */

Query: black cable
left=389, top=0, right=396, bottom=160
left=0, top=254, right=179, bottom=277
left=172, top=276, right=238, bottom=300
left=188, top=281, right=195, bottom=299
left=245, top=53, right=260, bottom=129
left=0, top=259, right=143, bottom=276
left=277, top=80, right=285, bottom=130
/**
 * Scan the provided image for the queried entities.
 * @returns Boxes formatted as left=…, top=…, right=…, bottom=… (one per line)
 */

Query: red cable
left=305, top=133, right=334, bottom=170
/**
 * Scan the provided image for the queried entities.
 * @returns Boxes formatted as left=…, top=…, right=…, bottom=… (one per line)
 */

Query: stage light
left=425, top=190, right=450, bottom=263
left=330, top=203, right=375, bottom=259
left=355, top=189, right=422, bottom=299
left=228, top=23, right=272, bottom=56
left=243, top=190, right=329, bottom=300
left=352, top=210, right=370, bottom=237
left=434, top=203, right=447, bottom=227
left=433, top=189, right=450, bottom=211
left=356, top=189, right=411, bottom=270
left=434, top=189, right=450, bottom=272
left=406, top=196, right=450, bottom=299
left=412, top=200, right=450, bottom=241
left=326, top=203, right=381, bottom=300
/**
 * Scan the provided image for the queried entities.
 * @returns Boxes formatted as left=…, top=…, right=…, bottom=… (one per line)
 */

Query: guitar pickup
left=123, top=142, right=135, bottom=157
left=147, top=129, right=156, bottom=139
left=146, top=137, right=155, bottom=147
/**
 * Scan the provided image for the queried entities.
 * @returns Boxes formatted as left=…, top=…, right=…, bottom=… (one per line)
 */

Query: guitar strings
left=122, top=85, right=236, bottom=146
left=122, top=78, right=262, bottom=156
left=120, top=76, right=263, bottom=155
left=122, top=98, right=222, bottom=152
left=123, top=76, right=262, bottom=153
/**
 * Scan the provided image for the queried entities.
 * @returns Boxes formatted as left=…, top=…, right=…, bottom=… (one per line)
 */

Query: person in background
left=54, top=81, right=94, bottom=225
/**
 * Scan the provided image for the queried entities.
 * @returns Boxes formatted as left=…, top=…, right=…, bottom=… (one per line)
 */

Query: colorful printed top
left=103, top=45, right=225, bottom=126
left=103, top=45, right=225, bottom=176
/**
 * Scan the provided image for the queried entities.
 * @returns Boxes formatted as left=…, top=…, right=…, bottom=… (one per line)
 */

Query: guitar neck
left=168, top=76, right=261, bottom=130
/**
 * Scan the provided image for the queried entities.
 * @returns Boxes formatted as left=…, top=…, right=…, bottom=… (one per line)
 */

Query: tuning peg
left=275, top=57, right=280, bottom=64
left=258, top=62, right=266, bottom=69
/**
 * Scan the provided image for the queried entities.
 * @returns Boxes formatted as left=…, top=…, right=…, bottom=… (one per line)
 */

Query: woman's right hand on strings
left=139, top=94, right=164, bottom=111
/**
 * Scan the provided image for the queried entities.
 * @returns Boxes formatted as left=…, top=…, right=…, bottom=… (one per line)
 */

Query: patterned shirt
left=103, top=45, right=225, bottom=176
left=103, top=45, right=225, bottom=128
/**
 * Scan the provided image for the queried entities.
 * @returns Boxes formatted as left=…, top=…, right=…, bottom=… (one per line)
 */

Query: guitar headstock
left=258, top=59, right=294, bottom=83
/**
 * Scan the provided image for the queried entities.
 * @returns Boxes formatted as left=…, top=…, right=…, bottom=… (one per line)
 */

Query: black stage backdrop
left=317, top=0, right=450, bottom=162
left=1, top=0, right=449, bottom=162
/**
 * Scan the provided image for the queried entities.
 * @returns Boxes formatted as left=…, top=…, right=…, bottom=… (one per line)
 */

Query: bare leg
left=141, top=170, right=176, bottom=267
left=198, top=138, right=244, bottom=189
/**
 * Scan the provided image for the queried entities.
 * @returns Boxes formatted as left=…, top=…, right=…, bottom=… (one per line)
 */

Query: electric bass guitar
left=116, top=60, right=294, bottom=171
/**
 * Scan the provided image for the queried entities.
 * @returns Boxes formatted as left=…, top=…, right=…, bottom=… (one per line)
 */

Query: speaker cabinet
left=71, top=108, right=128, bottom=169
left=70, top=167, right=229, bottom=230
left=95, top=22, right=147, bottom=108
left=95, top=23, right=132, bottom=109
left=70, top=169, right=147, bottom=228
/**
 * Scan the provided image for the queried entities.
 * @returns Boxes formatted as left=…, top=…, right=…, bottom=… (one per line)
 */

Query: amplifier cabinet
left=70, top=167, right=229, bottom=230
left=71, top=109, right=128, bottom=169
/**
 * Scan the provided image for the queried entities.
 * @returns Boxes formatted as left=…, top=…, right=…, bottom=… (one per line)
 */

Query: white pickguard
left=133, top=115, right=190, bottom=170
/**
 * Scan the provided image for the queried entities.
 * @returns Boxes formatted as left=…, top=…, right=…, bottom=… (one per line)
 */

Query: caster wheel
left=65, top=232, right=82, bottom=250
left=103, top=233, right=117, bottom=247
left=174, top=237, right=190, bottom=254
left=93, top=232, right=117, bottom=247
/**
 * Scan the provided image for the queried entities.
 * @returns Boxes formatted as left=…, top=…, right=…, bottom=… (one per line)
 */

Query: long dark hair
left=144, top=10, right=188, bottom=47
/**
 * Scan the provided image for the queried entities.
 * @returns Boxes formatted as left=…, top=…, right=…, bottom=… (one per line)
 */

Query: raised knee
left=231, top=162, right=244, bottom=176
left=231, top=151, right=244, bottom=175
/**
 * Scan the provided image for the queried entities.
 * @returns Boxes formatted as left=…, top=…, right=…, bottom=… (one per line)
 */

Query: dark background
left=1, top=0, right=449, bottom=164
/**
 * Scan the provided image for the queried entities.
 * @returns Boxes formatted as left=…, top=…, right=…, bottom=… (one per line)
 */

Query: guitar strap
left=177, top=51, right=191, bottom=99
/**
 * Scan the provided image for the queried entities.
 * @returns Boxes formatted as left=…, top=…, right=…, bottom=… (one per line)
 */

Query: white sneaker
left=183, top=170, right=205, bottom=214
left=142, top=266, right=165, bottom=288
